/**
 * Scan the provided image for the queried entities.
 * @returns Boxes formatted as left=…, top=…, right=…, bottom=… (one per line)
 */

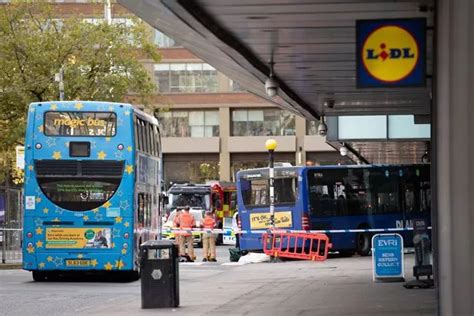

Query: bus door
left=401, top=166, right=431, bottom=245
left=399, top=171, right=412, bottom=243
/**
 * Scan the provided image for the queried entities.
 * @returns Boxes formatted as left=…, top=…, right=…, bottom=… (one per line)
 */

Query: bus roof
left=29, top=100, right=133, bottom=109
left=236, top=164, right=429, bottom=178
left=29, top=101, right=159, bottom=126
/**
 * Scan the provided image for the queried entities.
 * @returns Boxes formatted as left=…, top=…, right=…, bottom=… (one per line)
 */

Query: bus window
left=420, top=182, right=431, bottom=213
left=138, top=193, right=145, bottom=227
left=343, top=169, right=371, bottom=216
left=241, top=177, right=297, bottom=207
left=308, top=169, right=348, bottom=217
left=404, top=183, right=416, bottom=213
left=35, top=160, right=123, bottom=211
left=252, top=180, right=267, bottom=206
left=274, top=177, right=297, bottom=203
left=369, top=169, right=399, bottom=214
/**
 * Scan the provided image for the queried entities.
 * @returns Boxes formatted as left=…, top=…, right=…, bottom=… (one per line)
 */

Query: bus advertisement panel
left=236, top=165, right=430, bottom=255
left=22, top=101, right=163, bottom=281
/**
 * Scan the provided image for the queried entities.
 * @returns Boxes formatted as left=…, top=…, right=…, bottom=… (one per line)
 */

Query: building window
left=231, top=108, right=295, bottom=136
left=154, top=30, right=177, bottom=48
left=157, top=110, right=219, bottom=137
left=307, top=121, right=319, bottom=135
left=230, top=79, right=244, bottom=92
left=154, top=63, right=218, bottom=93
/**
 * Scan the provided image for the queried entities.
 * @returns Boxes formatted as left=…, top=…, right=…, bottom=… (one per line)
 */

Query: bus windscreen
left=241, top=176, right=297, bottom=207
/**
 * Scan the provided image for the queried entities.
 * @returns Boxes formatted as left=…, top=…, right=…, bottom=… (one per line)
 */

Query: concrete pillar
left=295, top=115, right=306, bottom=165
left=436, top=1, right=474, bottom=314
left=219, top=107, right=231, bottom=181
left=217, top=72, right=231, bottom=92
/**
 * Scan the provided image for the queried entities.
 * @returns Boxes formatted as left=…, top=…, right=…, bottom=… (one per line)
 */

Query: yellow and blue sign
left=357, top=18, right=426, bottom=87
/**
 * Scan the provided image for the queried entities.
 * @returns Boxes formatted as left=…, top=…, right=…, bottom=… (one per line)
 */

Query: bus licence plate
left=65, top=259, right=91, bottom=267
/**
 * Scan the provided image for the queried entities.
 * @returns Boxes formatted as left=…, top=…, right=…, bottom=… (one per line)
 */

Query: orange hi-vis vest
left=178, top=212, right=195, bottom=236
left=203, top=216, right=216, bottom=229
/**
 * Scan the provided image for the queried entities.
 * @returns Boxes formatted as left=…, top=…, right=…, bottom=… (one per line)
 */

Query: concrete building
left=45, top=2, right=344, bottom=185
left=147, top=32, right=344, bottom=184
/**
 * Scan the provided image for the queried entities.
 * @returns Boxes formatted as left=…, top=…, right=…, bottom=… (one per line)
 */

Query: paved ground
left=0, top=245, right=436, bottom=316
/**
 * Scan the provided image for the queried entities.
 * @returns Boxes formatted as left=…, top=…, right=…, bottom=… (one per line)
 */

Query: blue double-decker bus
left=22, top=101, right=163, bottom=281
left=237, top=164, right=430, bottom=255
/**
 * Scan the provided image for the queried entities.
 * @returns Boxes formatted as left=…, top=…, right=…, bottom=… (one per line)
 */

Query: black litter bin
left=140, top=240, right=179, bottom=308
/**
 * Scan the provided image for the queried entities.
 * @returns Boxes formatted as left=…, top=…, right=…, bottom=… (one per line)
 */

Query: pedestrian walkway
left=90, top=253, right=436, bottom=315
left=0, top=248, right=435, bottom=316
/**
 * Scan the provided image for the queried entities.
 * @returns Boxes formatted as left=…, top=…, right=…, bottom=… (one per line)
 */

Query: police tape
left=161, top=227, right=432, bottom=235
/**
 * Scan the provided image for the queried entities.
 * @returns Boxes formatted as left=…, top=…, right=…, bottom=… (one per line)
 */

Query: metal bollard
left=2, top=227, right=6, bottom=264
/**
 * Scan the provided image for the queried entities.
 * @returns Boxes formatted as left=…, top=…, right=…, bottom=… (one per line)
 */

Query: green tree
left=0, top=1, right=160, bottom=184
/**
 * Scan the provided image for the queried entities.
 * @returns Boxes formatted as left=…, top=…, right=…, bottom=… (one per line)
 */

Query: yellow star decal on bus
left=38, top=262, right=45, bottom=269
left=115, top=216, right=123, bottom=224
left=104, top=262, right=113, bottom=270
left=105, top=137, right=111, bottom=142
left=103, top=201, right=112, bottom=208
left=53, top=217, right=60, bottom=222
left=77, top=254, right=84, bottom=259
left=109, top=106, right=114, bottom=111
left=38, top=125, right=44, bottom=133
left=36, top=197, right=42, bottom=203
left=124, top=110, right=130, bottom=116
left=115, top=260, right=125, bottom=269
left=124, top=221, right=130, bottom=228
left=47, top=256, right=53, bottom=262
left=121, top=248, right=127, bottom=255
left=36, top=240, right=43, bottom=248
left=92, top=208, right=99, bottom=213
left=127, top=146, right=132, bottom=152
left=91, top=259, right=98, bottom=267
left=83, top=215, right=89, bottom=221
left=125, top=165, right=133, bottom=174
left=28, top=165, right=34, bottom=171
left=75, top=103, right=83, bottom=110
left=97, top=151, right=106, bottom=160
left=35, top=227, right=43, bottom=235
left=52, top=151, right=62, bottom=160
left=43, top=208, right=49, bottom=214
left=50, top=104, right=57, bottom=110
left=27, top=246, right=35, bottom=254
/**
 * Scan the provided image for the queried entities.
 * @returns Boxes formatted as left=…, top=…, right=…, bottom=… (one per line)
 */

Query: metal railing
left=1, top=228, right=22, bottom=264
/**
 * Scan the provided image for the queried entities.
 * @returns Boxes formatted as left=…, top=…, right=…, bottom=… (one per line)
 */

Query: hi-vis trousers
left=202, top=233, right=216, bottom=260
left=178, top=235, right=195, bottom=260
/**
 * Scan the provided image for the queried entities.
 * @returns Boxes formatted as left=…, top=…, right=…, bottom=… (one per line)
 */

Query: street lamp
left=265, top=139, right=277, bottom=229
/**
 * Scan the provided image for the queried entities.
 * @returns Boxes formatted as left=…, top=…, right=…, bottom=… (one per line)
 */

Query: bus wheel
left=46, top=271, right=59, bottom=281
left=32, top=271, right=47, bottom=282
left=130, top=254, right=141, bottom=281
left=128, top=269, right=140, bottom=281
left=338, top=250, right=355, bottom=257
left=356, top=233, right=371, bottom=256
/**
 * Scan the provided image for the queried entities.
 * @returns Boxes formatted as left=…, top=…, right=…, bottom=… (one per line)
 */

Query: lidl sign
left=357, top=18, right=426, bottom=88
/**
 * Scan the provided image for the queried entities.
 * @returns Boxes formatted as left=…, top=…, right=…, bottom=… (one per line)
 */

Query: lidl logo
left=357, top=19, right=426, bottom=88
